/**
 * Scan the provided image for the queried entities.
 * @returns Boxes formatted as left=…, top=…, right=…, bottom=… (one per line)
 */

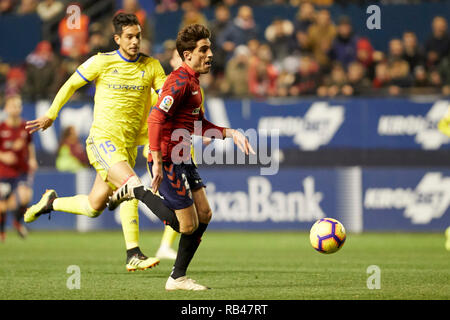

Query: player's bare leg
left=166, top=191, right=212, bottom=291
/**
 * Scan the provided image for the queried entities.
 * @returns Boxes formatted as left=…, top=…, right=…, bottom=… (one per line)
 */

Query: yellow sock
left=160, top=225, right=178, bottom=248
left=119, top=199, right=140, bottom=250
left=52, top=195, right=101, bottom=218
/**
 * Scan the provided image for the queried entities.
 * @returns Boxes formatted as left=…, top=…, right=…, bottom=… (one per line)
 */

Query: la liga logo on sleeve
left=159, top=95, right=174, bottom=112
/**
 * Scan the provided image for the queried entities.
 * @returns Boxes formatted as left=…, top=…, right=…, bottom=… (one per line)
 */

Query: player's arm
left=26, top=55, right=101, bottom=133
left=147, top=73, right=185, bottom=193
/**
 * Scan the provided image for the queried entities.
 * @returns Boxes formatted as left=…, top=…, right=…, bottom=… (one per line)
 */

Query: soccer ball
left=310, top=218, right=346, bottom=254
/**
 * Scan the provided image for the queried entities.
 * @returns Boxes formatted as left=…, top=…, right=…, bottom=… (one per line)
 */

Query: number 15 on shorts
left=99, top=140, right=116, bottom=155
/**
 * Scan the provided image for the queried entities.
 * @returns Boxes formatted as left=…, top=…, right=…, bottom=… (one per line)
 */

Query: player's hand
left=151, top=161, right=163, bottom=194
left=25, top=116, right=54, bottom=134
left=228, top=129, right=256, bottom=156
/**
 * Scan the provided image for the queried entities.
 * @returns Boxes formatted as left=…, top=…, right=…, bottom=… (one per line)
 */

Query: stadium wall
left=10, top=97, right=450, bottom=232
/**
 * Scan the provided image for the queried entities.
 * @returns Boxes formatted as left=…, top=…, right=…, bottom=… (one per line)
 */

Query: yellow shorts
left=85, top=135, right=137, bottom=182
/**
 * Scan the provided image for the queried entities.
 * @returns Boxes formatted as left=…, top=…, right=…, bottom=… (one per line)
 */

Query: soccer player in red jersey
left=109, top=24, right=255, bottom=290
left=0, top=95, right=38, bottom=241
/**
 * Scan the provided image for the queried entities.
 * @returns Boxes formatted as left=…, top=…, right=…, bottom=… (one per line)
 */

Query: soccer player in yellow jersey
left=437, top=108, right=450, bottom=251
left=24, top=13, right=178, bottom=270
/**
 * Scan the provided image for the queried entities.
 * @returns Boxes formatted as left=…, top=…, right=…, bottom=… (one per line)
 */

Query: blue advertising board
left=14, top=166, right=449, bottom=232
left=17, top=98, right=450, bottom=157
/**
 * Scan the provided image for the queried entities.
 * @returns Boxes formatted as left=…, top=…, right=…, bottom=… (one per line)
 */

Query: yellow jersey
left=46, top=50, right=166, bottom=147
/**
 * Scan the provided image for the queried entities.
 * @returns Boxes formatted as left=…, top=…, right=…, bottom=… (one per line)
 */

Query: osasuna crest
left=159, top=95, right=174, bottom=112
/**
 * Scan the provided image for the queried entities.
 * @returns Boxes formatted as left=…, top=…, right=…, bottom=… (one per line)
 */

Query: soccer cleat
left=0, top=232, right=5, bottom=243
left=156, top=245, right=177, bottom=260
left=445, top=226, right=450, bottom=251
left=108, top=176, right=142, bottom=211
left=24, top=190, right=57, bottom=223
left=165, top=276, right=210, bottom=291
left=126, top=254, right=160, bottom=272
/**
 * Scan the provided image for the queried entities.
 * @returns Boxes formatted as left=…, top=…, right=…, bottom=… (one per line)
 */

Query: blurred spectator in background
left=16, top=0, right=36, bottom=15
left=372, top=61, right=391, bottom=90
left=412, top=65, right=430, bottom=87
left=292, top=1, right=316, bottom=56
left=36, top=0, right=63, bottom=21
left=329, top=16, right=358, bottom=70
left=156, top=39, right=177, bottom=74
left=388, top=59, right=413, bottom=90
left=356, top=37, right=376, bottom=80
left=425, top=16, right=450, bottom=69
left=289, top=54, right=321, bottom=96
left=306, top=9, right=336, bottom=69
left=182, top=0, right=210, bottom=10
left=217, top=5, right=259, bottom=61
left=155, top=0, right=179, bottom=14
left=248, top=43, right=278, bottom=98
left=0, top=0, right=17, bottom=14
left=317, top=62, right=348, bottom=97
left=58, top=3, right=90, bottom=59
left=23, top=41, right=59, bottom=100
left=209, top=4, right=231, bottom=78
left=87, top=23, right=111, bottom=57
left=5, top=67, right=26, bottom=97
left=56, top=125, right=89, bottom=173
left=275, top=56, right=300, bottom=97
left=221, top=45, right=250, bottom=98
left=342, top=61, right=371, bottom=96
left=294, top=1, right=315, bottom=33
left=387, top=38, right=405, bottom=62
left=265, top=17, right=295, bottom=64
left=179, top=0, right=209, bottom=30
left=117, top=0, right=153, bottom=41
left=402, top=31, right=425, bottom=73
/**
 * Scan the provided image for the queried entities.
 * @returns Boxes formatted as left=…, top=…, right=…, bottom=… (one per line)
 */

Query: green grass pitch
left=0, top=230, right=449, bottom=300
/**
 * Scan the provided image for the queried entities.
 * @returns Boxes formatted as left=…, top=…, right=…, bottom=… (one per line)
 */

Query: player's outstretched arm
left=224, top=128, right=256, bottom=156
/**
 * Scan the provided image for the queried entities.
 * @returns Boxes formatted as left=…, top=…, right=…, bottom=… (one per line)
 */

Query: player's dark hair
left=176, top=24, right=211, bottom=61
left=113, top=13, right=140, bottom=35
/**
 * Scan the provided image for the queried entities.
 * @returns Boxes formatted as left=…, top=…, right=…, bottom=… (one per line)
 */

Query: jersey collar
left=181, top=62, right=200, bottom=78
left=116, top=49, right=141, bottom=62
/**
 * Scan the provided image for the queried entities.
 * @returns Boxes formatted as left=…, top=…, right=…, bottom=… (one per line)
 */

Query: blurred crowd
left=1, top=0, right=450, bottom=106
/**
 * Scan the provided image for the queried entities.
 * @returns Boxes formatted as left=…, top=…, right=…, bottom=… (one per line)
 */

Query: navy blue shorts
left=0, top=174, right=33, bottom=200
left=148, top=162, right=205, bottom=210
